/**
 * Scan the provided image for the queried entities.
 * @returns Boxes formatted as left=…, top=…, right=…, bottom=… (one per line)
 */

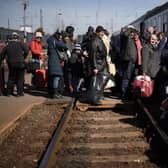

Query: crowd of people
left=0, top=24, right=168, bottom=108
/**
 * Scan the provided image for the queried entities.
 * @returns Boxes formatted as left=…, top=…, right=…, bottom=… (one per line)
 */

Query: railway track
left=39, top=97, right=167, bottom=168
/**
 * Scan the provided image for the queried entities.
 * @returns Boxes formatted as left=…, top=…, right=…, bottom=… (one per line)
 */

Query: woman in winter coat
left=142, top=34, right=160, bottom=96
left=30, top=31, right=44, bottom=86
left=142, top=34, right=160, bottom=78
left=47, top=31, right=67, bottom=99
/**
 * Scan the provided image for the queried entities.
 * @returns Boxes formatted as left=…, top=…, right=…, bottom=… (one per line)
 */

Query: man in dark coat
left=47, top=31, right=68, bottom=99
left=87, top=25, right=109, bottom=105
left=0, top=32, right=29, bottom=96
left=120, top=26, right=138, bottom=97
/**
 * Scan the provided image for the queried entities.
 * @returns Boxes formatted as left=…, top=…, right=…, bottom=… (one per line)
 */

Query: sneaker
left=16, top=93, right=24, bottom=97
left=52, top=94, right=61, bottom=99
left=91, top=100, right=102, bottom=106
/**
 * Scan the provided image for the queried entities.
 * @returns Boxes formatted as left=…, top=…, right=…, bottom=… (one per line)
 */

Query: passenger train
left=0, top=27, right=34, bottom=43
left=130, top=2, right=168, bottom=35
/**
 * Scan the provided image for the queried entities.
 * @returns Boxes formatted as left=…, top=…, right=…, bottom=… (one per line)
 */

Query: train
left=0, top=27, right=50, bottom=50
left=130, top=2, right=168, bottom=35
left=0, top=27, right=34, bottom=43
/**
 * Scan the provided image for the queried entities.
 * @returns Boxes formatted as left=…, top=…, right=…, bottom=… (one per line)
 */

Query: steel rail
left=39, top=98, right=75, bottom=168
left=137, top=98, right=168, bottom=145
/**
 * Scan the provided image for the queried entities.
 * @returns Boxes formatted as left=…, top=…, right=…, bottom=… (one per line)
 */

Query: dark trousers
left=121, top=61, right=135, bottom=96
left=7, top=67, right=24, bottom=95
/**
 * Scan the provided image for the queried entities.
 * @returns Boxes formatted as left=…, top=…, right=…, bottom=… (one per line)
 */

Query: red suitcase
left=35, top=69, right=47, bottom=88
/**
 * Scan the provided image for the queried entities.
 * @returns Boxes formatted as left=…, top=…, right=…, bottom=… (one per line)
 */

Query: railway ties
left=39, top=98, right=159, bottom=168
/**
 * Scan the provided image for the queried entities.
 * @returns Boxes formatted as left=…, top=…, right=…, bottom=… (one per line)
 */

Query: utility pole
left=22, top=0, right=29, bottom=43
left=96, top=0, right=101, bottom=26
left=8, top=18, right=10, bottom=29
left=111, top=18, right=113, bottom=33
left=40, top=9, right=43, bottom=29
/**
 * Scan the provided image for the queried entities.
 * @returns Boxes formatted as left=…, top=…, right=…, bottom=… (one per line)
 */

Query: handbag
left=57, top=50, right=68, bottom=61
left=108, top=63, right=116, bottom=76
left=133, top=74, right=154, bottom=97
left=25, top=61, right=40, bottom=73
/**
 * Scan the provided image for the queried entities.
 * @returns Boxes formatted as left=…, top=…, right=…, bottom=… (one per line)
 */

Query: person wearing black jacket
left=87, top=25, right=109, bottom=105
left=0, top=32, right=29, bottom=96
left=120, top=26, right=138, bottom=97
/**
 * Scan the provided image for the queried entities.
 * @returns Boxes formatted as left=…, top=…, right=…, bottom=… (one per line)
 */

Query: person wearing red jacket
left=30, top=31, right=44, bottom=86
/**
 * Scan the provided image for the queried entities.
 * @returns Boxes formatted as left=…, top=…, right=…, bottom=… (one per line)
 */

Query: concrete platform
left=0, top=73, right=47, bottom=142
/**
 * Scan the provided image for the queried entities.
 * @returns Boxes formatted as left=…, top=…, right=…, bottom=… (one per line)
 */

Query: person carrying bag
left=132, top=33, right=155, bottom=98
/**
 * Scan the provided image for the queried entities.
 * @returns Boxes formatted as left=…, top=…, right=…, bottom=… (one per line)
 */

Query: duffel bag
left=133, top=75, right=154, bottom=97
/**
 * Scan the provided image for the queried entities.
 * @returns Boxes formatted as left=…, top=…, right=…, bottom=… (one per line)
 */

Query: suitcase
left=34, top=69, right=47, bottom=88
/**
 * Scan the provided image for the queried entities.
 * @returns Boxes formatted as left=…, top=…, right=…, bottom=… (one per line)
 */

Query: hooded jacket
left=47, top=36, right=67, bottom=76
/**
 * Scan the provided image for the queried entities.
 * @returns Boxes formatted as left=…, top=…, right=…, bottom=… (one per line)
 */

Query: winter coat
left=142, top=43, right=160, bottom=78
left=122, top=29, right=138, bottom=63
left=47, top=36, right=67, bottom=76
left=69, top=51, right=84, bottom=78
left=89, top=35, right=108, bottom=74
left=0, top=40, right=29, bottom=68
left=30, top=39, right=42, bottom=60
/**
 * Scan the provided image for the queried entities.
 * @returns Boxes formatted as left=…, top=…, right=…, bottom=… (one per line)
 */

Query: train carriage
left=130, top=2, right=168, bottom=35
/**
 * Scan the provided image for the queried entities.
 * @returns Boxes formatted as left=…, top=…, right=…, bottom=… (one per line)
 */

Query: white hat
left=127, top=25, right=136, bottom=29
left=35, top=32, right=42, bottom=38
left=12, top=32, right=19, bottom=36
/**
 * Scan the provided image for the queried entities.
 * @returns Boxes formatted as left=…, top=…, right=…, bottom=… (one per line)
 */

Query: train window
left=163, top=13, right=168, bottom=34
left=163, top=13, right=167, bottom=23
left=158, top=15, right=162, bottom=32
left=163, top=23, right=168, bottom=34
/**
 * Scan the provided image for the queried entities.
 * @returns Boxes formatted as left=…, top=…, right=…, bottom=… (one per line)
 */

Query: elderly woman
left=142, top=34, right=160, bottom=79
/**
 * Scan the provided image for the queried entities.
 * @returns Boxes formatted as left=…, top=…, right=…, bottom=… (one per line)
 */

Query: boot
left=52, top=89, right=63, bottom=99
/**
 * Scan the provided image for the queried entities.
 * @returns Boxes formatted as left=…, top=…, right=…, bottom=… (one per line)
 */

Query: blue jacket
left=47, top=36, right=67, bottom=76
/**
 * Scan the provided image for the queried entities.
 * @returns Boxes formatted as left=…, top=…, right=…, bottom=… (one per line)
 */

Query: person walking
left=120, top=26, right=139, bottom=98
left=0, top=32, right=29, bottom=96
left=87, top=25, right=109, bottom=105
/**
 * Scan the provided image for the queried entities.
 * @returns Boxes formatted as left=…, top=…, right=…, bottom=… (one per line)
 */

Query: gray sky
left=0, top=0, right=168, bottom=35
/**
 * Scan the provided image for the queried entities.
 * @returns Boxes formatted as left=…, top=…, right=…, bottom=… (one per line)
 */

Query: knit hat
left=96, top=25, right=105, bottom=33
left=12, top=32, right=19, bottom=39
left=74, top=43, right=81, bottom=50
left=35, top=32, right=42, bottom=38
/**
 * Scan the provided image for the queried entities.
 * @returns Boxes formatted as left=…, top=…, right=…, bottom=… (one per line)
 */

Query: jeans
left=121, top=61, right=135, bottom=95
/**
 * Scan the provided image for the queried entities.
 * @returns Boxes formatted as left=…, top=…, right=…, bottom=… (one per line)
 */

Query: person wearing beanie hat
left=69, top=43, right=86, bottom=93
